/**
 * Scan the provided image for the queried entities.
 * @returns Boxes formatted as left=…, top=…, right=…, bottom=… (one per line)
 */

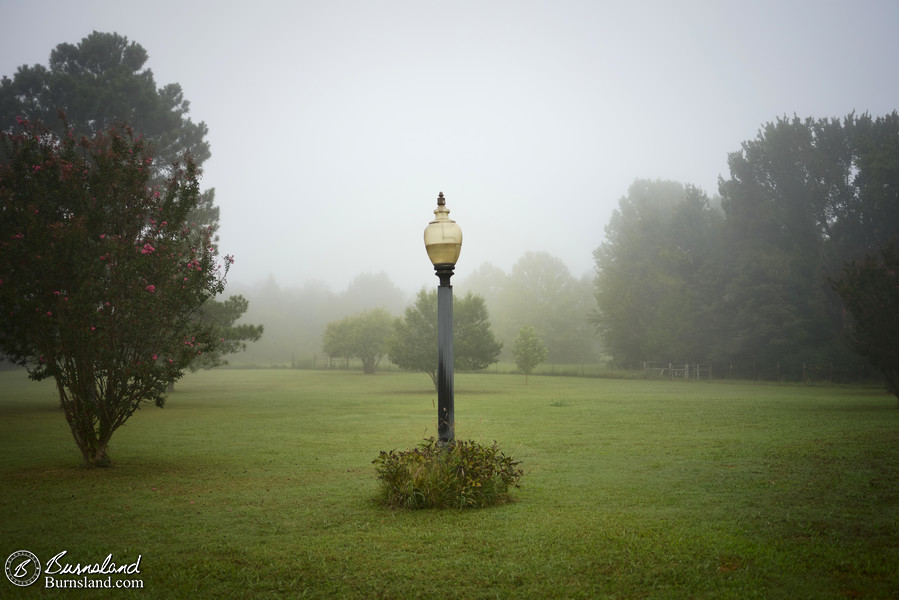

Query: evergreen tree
left=388, top=290, right=502, bottom=388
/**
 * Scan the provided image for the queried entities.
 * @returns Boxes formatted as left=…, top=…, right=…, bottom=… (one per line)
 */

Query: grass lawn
left=1, top=369, right=897, bottom=599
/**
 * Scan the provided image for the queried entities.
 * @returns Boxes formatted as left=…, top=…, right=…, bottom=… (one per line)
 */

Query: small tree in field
left=322, top=308, right=394, bottom=374
left=0, top=118, right=231, bottom=466
left=388, top=289, right=502, bottom=389
left=512, top=326, right=548, bottom=384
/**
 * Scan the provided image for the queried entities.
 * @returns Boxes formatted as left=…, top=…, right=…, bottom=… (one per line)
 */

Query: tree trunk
left=56, top=377, right=113, bottom=467
left=79, top=443, right=111, bottom=468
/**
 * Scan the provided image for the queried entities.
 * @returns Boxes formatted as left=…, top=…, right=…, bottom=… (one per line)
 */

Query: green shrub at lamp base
left=373, top=437, right=524, bottom=509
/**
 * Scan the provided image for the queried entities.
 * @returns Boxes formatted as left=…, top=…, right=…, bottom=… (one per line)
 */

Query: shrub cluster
left=373, top=437, right=524, bottom=509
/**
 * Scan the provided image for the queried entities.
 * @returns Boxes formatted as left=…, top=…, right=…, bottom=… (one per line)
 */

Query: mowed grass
left=1, top=369, right=897, bottom=599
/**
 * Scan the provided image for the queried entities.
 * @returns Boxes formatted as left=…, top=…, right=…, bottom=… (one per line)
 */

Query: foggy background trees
left=229, top=255, right=596, bottom=372
left=458, top=252, right=598, bottom=366
left=594, top=112, right=899, bottom=384
left=323, top=308, right=394, bottom=374
left=230, top=106, right=899, bottom=392
left=592, top=181, right=721, bottom=367
left=830, top=239, right=899, bottom=401
left=6, top=27, right=894, bottom=394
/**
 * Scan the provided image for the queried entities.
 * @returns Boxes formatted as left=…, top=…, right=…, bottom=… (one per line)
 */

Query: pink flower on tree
left=146, top=285, right=156, bottom=293
left=141, top=243, right=155, bottom=254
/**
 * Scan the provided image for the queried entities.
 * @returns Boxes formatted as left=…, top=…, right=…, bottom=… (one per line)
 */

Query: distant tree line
left=136, top=109, right=896, bottom=397
left=593, top=112, right=899, bottom=391
left=229, top=253, right=599, bottom=371
left=229, top=272, right=409, bottom=367
left=457, top=251, right=599, bottom=365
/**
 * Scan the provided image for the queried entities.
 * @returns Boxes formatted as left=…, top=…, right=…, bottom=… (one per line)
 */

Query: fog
left=3, top=0, right=898, bottom=296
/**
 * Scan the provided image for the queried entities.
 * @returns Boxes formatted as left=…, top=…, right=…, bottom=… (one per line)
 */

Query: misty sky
left=2, top=0, right=898, bottom=294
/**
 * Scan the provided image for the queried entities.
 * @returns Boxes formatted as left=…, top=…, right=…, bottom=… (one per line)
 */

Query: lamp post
left=423, top=192, right=462, bottom=443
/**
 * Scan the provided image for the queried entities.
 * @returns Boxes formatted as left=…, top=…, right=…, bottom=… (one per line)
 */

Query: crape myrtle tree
left=0, top=31, right=259, bottom=370
left=0, top=118, right=232, bottom=466
left=388, top=289, right=502, bottom=388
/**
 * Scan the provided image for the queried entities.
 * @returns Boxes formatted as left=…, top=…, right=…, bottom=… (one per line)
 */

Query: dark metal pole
left=435, top=263, right=455, bottom=443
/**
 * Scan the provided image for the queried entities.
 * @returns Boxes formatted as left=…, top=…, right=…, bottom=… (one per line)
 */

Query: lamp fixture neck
left=434, top=263, right=454, bottom=287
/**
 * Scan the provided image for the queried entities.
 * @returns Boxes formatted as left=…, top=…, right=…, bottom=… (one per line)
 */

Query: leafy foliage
left=0, top=118, right=230, bottom=466
left=322, top=308, right=394, bottom=374
left=190, top=295, right=264, bottom=371
left=462, top=253, right=597, bottom=364
left=592, top=181, right=720, bottom=366
left=717, top=117, right=843, bottom=370
left=593, top=112, right=899, bottom=382
left=388, top=289, right=502, bottom=387
left=512, top=325, right=548, bottom=382
left=830, top=240, right=899, bottom=401
left=0, top=31, right=209, bottom=170
left=373, top=437, right=523, bottom=509
left=0, top=32, right=262, bottom=371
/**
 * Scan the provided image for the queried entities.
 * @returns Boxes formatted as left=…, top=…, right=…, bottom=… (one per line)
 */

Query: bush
left=373, top=437, right=524, bottom=509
